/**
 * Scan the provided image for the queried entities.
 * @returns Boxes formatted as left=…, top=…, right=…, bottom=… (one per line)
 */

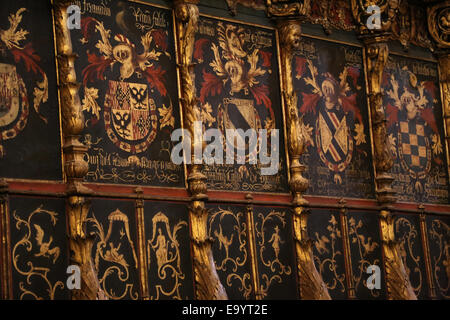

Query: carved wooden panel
left=207, top=204, right=253, bottom=300
left=253, top=206, right=298, bottom=299
left=88, top=198, right=140, bottom=300
left=309, top=209, right=347, bottom=299
left=293, top=37, right=375, bottom=199
left=393, top=213, right=429, bottom=299
left=347, top=211, right=386, bottom=299
left=383, top=55, right=449, bottom=204
left=9, top=196, right=68, bottom=300
left=426, top=215, right=450, bottom=299
left=69, top=0, right=184, bottom=187
left=143, top=201, right=194, bottom=300
left=193, top=15, right=289, bottom=193
left=0, top=0, right=62, bottom=181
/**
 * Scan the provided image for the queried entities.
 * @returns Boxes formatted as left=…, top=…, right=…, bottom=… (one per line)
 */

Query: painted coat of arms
left=294, top=38, right=375, bottom=198
left=0, top=2, right=61, bottom=181
left=71, top=1, right=183, bottom=186
left=193, top=17, right=288, bottom=192
left=383, top=56, right=448, bottom=203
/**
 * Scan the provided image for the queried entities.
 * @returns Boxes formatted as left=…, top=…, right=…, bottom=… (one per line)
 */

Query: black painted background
left=70, top=0, right=184, bottom=187
left=394, top=213, right=429, bottom=299
left=253, top=206, right=298, bottom=300
left=144, top=201, right=194, bottom=300
left=347, top=211, right=386, bottom=299
left=309, top=209, right=347, bottom=299
left=208, top=204, right=254, bottom=300
left=88, top=198, right=140, bottom=300
left=293, top=37, right=375, bottom=199
left=0, top=0, right=62, bottom=181
left=9, top=196, right=68, bottom=300
left=426, top=214, right=450, bottom=299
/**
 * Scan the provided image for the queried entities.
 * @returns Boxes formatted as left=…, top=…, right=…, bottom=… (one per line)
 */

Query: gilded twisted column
left=428, top=1, right=450, bottom=187
left=278, top=20, right=330, bottom=300
left=351, top=1, right=416, bottom=300
left=174, top=0, right=227, bottom=300
left=53, top=0, right=105, bottom=300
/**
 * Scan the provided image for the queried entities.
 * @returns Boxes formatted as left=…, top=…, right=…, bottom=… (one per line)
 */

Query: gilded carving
left=0, top=179, right=10, bottom=299
left=174, top=0, right=227, bottom=300
left=53, top=0, right=104, bottom=300
left=380, top=211, right=417, bottom=299
left=277, top=20, right=329, bottom=300
left=266, top=0, right=310, bottom=17
left=428, top=1, right=450, bottom=49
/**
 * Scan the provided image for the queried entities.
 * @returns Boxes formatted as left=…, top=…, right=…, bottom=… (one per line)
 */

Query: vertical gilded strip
left=245, top=196, right=261, bottom=300
left=437, top=53, right=450, bottom=182
left=174, top=0, right=227, bottom=300
left=276, top=19, right=330, bottom=300
left=53, top=0, right=105, bottom=300
left=339, top=202, right=355, bottom=299
left=135, top=188, right=149, bottom=300
left=419, top=212, right=437, bottom=299
left=0, top=180, right=11, bottom=299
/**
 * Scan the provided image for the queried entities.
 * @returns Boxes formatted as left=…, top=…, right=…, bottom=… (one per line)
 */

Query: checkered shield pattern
left=399, top=121, right=428, bottom=169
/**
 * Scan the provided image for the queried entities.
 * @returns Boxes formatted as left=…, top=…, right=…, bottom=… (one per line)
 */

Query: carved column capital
left=428, top=1, right=450, bottom=49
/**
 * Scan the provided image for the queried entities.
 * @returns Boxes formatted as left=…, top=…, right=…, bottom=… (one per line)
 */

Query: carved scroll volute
left=174, top=0, right=227, bottom=300
left=428, top=1, right=450, bottom=50
left=277, top=20, right=330, bottom=300
left=266, top=0, right=311, bottom=18
left=379, top=210, right=417, bottom=300
left=350, top=0, right=398, bottom=36
left=53, top=0, right=105, bottom=300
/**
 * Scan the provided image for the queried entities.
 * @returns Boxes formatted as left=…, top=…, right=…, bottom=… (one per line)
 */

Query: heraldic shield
left=0, top=63, right=29, bottom=157
left=398, top=119, right=432, bottom=180
left=218, top=98, right=262, bottom=161
left=104, top=80, right=157, bottom=154
left=316, top=107, right=354, bottom=175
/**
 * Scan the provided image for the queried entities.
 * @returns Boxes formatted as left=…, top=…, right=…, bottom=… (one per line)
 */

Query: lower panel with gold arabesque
left=393, top=212, right=429, bottom=299
left=253, top=206, right=298, bottom=300
left=143, top=201, right=194, bottom=300
left=207, top=204, right=254, bottom=300
left=426, top=215, right=450, bottom=299
left=346, top=211, right=386, bottom=299
left=87, top=198, right=140, bottom=300
left=9, top=196, right=68, bottom=300
left=309, top=209, right=347, bottom=300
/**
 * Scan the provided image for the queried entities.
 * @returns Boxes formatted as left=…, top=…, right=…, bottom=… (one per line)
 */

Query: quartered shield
left=0, top=63, right=29, bottom=157
left=315, top=108, right=353, bottom=173
left=398, top=120, right=431, bottom=180
left=104, top=80, right=157, bottom=153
